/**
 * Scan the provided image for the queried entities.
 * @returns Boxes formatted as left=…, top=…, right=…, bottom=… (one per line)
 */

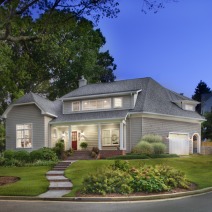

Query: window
left=16, top=124, right=32, bottom=148
left=114, top=97, right=123, bottom=108
left=184, top=104, right=194, bottom=111
left=72, top=101, right=80, bottom=111
left=102, top=129, right=119, bottom=146
left=82, top=98, right=111, bottom=111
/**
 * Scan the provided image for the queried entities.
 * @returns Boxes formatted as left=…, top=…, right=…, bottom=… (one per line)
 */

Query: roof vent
left=180, top=93, right=184, bottom=96
left=79, top=76, right=87, bottom=88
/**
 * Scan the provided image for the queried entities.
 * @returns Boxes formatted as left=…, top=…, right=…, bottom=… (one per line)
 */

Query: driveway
left=0, top=192, right=211, bottom=212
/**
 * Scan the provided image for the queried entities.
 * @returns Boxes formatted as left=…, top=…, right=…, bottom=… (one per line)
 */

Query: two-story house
left=2, top=77, right=204, bottom=156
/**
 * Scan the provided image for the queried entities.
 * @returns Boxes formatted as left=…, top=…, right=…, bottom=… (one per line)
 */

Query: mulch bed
left=0, top=176, right=20, bottom=186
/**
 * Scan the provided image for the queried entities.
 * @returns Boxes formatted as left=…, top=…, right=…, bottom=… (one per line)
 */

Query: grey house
left=2, top=77, right=204, bottom=156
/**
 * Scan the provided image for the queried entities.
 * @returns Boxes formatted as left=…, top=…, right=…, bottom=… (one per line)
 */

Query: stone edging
left=0, top=187, right=212, bottom=202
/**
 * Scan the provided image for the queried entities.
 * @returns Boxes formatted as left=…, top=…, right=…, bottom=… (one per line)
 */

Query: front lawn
left=65, top=155, right=212, bottom=197
left=0, top=166, right=50, bottom=196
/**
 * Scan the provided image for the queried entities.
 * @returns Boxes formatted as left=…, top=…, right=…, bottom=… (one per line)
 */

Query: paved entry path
left=39, top=160, right=77, bottom=198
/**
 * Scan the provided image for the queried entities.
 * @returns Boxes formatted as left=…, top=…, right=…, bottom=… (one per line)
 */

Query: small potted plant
left=80, top=142, right=88, bottom=150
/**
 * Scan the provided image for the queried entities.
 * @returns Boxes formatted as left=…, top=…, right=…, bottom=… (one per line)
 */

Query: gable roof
left=2, top=92, right=58, bottom=118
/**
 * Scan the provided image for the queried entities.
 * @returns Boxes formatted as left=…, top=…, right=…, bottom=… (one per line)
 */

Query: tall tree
left=202, top=112, right=212, bottom=140
left=0, top=0, right=119, bottom=42
left=192, top=80, right=211, bottom=114
left=0, top=10, right=116, bottom=111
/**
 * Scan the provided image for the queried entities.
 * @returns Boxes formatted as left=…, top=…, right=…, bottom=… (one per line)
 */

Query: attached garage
left=169, top=132, right=190, bottom=155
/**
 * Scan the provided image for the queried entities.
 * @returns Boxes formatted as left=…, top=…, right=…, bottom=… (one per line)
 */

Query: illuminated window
left=82, top=98, right=111, bottom=110
left=16, top=124, right=32, bottom=148
left=114, top=97, right=123, bottom=108
left=102, top=129, right=119, bottom=146
left=184, top=104, right=194, bottom=111
left=72, top=101, right=80, bottom=111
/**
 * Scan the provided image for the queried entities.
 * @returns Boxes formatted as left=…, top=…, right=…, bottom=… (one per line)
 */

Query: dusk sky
left=98, top=0, right=212, bottom=98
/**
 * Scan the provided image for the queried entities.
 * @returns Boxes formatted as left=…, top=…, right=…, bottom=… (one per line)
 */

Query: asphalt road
left=0, top=192, right=212, bottom=212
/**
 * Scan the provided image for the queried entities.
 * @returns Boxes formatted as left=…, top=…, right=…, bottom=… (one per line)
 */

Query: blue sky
left=98, top=0, right=212, bottom=98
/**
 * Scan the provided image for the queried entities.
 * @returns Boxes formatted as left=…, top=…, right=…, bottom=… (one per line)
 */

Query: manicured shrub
left=80, top=142, right=88, bottom=149
left=152, top=142, right=166, bottom=154
left=3, top=158, right=24, bottom=167
left=14, top=150, right=30, bottom=162
left=53, top=141, right=65, bottom=159
left=30, top=148, right=58, bottom=162
left=83, top=168, right=133, bottom=195
left=30, top=149, right=43, bottom=162
left=142, top=134, right=163, bottom=143
left=3, top=150, right=15, bottom=160
left=82, top=161, right=190, bottom=195
left=132, top=141, right=153, bottom=154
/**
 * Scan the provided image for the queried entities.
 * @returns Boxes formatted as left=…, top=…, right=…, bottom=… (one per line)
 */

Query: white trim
left=49, top=118, right=125, bottom=125
left=113, top=97, right=123, bottom=108
left=192, top=133, right=201, bottom=154
left=98, top=124, right=102, bottom=150
left=16, top=123, right=33, bottom=149
left=62, top=90, right=141, bottom=101
left=2, top=102, right=57, bottom=118
left=72, top=101, right=80, bottom=112
left=119, top=122, right=124, bottom=150
left=129, top=112, right=205, bottom=123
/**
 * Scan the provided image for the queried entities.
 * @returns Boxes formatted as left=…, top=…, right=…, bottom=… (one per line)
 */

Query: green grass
left=0, top=166, right=51, bottom=196
left=65, top=155, right=212, bottom=197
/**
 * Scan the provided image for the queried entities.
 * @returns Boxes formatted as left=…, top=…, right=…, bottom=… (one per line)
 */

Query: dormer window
left=72, top=101, right=80, bottom=111
left=184, top=104, right=194, bottom=111
left=82, top=98, right=111, bottom=111
left=114, top=97, right=123, bottom=108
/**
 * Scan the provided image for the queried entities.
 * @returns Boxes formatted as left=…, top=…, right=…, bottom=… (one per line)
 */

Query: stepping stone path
left=39, top=160, right=76, bottom=198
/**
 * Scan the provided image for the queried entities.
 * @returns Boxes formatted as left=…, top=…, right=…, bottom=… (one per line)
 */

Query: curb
left=1, top=187, right=212, bottom=202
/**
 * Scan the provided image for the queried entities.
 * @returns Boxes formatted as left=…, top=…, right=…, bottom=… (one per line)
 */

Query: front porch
left=50, top=121, right=127, bottom=157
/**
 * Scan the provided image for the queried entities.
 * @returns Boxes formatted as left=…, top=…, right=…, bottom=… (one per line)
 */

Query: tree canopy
left=192, top=80, right=211, bottom=114
left=0, top=0, right=119, bottom=42
left=0, top=10, right=116, bottom=114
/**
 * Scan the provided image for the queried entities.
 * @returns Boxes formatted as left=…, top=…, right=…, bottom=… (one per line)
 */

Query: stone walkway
left=39, top=160, right=76, bottom=198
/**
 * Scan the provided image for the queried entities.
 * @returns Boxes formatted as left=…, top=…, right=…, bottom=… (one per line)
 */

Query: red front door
left=72, top=131, right=77, bottom=150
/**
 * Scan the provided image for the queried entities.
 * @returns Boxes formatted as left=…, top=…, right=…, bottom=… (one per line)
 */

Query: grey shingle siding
left=6, top=104, right=45, bottom=151
left=126, top=116, right=201, bottom=152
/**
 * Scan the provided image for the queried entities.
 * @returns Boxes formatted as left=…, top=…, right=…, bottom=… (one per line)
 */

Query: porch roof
left=50, top=109, right=128, bottom=123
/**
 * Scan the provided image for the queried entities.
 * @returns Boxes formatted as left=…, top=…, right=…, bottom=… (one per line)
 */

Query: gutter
left=128, top=111, right=206, bottom=122
left=62, top=90, right=141, bottom=101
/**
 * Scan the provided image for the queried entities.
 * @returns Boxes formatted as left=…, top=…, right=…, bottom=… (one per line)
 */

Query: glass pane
left=102, top=130, right=111, bottom=146
left=16, top=125, right=23, bottom=130
left=103, top=98, right=111, bottom=108
left=111, top=129, right=119, bottom=144
left=90, top=100, right=97, bottom=109
left=114, top=98, right=122, bottom=108
left=97, top=100, right=103, bottom=109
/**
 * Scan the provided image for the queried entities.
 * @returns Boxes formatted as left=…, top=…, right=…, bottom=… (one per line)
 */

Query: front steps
left=39, top=160, right=76, bottom=198
left=68, top=150, right=93, bottom=160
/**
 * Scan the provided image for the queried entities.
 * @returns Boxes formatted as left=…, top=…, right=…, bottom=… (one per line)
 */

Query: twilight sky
left=98, top=0, right=212, bottom=98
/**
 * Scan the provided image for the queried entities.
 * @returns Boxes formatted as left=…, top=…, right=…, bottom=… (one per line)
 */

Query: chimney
left=79, top=75, right=87, bottom=87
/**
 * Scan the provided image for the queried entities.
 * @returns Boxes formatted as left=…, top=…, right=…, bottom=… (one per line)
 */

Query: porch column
left=120, top=122, right=124, bottom=150
left=123, top=122, right=127, bottom=150
left=68, top=125, right=72, bottom=150
left=98, top=124, right=102, bottom=150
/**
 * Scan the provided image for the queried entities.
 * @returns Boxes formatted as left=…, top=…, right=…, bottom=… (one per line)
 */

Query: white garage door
left=169, top=133, right=190, bottom=155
